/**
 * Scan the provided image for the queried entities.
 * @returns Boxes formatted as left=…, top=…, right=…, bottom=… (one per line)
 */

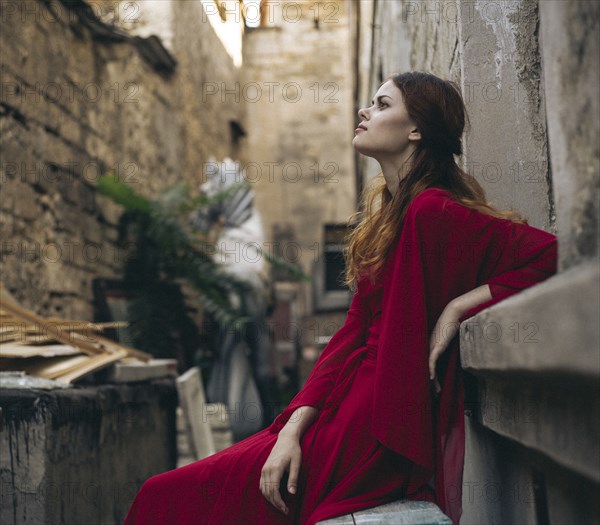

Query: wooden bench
left=316, top=500, right=452, bottom=524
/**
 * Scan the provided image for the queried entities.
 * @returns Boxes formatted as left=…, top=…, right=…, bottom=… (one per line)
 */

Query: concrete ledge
left=459, top=262, right=599, bottom=483
left=316, top=500, right=452, bottom=524
left=461, top=262, right=599, bottom=378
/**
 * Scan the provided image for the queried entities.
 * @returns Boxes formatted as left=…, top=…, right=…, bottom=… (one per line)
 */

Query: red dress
left=123, top=188, right=558, bottom=525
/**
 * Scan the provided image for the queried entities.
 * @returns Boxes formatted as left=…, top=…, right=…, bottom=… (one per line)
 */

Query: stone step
left=316, top=500, right=452, bottom=525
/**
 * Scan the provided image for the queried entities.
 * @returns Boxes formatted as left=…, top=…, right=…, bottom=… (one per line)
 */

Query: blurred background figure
left=193, top=157, right=280, bottom=440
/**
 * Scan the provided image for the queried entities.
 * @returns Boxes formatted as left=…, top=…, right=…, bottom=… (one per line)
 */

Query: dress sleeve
left=267, top=283, right=371, bottom=433
left=458, top=216, right=558, bottom=322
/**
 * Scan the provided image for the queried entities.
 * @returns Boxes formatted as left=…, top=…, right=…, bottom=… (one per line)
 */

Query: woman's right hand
left=259, top=434, right=302, bottom=515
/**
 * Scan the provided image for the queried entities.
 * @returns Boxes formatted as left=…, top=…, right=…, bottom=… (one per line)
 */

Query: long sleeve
left=268, top=284, right=371, bottom=433
left=371, top=187, right=558, bottom=525
left=459, top=217, right=558, bottom=322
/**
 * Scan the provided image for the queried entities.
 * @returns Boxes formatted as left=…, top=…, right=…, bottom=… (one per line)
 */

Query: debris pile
left=0, top=284, right=153, bottom=385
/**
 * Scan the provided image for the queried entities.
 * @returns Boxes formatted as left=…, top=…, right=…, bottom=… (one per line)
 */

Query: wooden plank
left=0, top=343, right=81, bottom=358
left=56, top=349, right=129, bottom=384
left=0, top=292, right=104, bottom=356
left=6, top=355, right=91, bottom=379
left=0, top=290, right=152, bottom=361
left=0, top=284, right=151, bottom=383
left=176, top=367, right=216, bottom=460
left=78, top=332, right=152, bottom=362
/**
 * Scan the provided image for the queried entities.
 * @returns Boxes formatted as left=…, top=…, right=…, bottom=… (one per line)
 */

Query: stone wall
left=356, top=0, right=554, bottom=228
left=353, top=0, right=599, bottom=523
left=241, top=0, right=357, bottom=327
left=0, top=378, right=177, bottom=525
left=0, top=0, right=241, bottom=320
left=538, top=0, right=599, bottom=269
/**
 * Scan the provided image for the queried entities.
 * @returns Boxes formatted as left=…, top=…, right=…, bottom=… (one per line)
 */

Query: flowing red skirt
left=123, top=345, right=435, bottom=525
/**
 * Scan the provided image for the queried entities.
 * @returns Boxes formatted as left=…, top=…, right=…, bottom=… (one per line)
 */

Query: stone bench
left=316, top=500, right=452, bottom=524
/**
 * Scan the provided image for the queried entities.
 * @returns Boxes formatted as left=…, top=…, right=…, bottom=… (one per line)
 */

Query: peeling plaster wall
left=355, top=0, right=554, bottom=229
left=539, top=0, right=599, bottom=269
left=460, top=0, right=552, bottom=229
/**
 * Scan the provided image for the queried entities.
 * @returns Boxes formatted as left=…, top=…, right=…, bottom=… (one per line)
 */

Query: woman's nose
left=358, top=106, right=368, bottom=121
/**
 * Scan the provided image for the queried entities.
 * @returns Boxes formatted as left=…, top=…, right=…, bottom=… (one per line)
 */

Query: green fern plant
left=97, top=173, right=309, bottom=364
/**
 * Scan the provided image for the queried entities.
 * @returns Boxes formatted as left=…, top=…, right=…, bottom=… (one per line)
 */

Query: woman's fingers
left=260, top=431, right=302, bottom=514
left=287, top=453, right=300, bottom=495
left=260, top=467, right=288, bottom=514
left=270, top=478, right=288, bottom=514
left=429, top=346, right=442, bottom=395
left=429, top=346, right=441, bottom=380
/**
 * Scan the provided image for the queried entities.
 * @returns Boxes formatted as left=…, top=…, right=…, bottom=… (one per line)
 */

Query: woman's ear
left=409, top=128, right=421, bottom=142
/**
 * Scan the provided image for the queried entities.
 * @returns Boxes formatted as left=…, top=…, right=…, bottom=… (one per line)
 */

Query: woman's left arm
left=428, top=284, right=493, bottom=394
left=451, top=283, right=493, bottom=315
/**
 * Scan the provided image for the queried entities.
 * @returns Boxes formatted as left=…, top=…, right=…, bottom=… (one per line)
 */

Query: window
left=313, top=224, right=353, bottom=311
left=323, top=225, right=349, bottom=291
left=229, top=120, right=246, bottom=159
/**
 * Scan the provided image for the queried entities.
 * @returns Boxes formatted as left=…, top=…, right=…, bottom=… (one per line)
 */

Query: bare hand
left=429, top=302, right=461, bottom=395
left=259, top=434, right=301, bottom=515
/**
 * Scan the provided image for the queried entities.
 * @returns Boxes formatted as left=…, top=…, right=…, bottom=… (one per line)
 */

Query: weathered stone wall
left=241, top=0, right=357, bottom=323
left=0, top=378, right=177, bottom=525
left=357, top=0, right=553, bottom=229
left=170, top=0, right=244, bottom=174
left=0, top=0, right=241, bottom=320
left=353, top=1, right=599, bottom=523
left=538, top=0, right=599, bottom=269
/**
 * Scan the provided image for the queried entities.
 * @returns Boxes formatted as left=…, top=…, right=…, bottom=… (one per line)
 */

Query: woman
left=123, top=71, right=558, bottom=525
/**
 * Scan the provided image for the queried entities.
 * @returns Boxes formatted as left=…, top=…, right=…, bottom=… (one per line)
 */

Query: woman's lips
left=355, top=127, right=366, bottom=133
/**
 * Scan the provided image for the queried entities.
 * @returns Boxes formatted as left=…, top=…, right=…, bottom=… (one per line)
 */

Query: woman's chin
left=352, top=138, right=368, bottom=154
left=352, top=142, right=375, bottom=158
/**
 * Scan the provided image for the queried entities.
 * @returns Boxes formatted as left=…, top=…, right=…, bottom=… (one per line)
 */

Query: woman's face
left=352, top=79, right=420, bottom=166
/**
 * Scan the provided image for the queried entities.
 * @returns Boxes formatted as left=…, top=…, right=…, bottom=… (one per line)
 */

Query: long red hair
left=343, top=71, right=527, bottom=289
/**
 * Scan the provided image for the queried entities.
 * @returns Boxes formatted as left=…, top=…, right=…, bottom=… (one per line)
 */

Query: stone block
left=0, top=378, right=177, bottom=525
left=460, top=263, right=599, bottom=482
left=104, top=358, right=178, bottom=383
left=316, top=500, right=452, bottom=525
left=461, top=262, right=599, bottom=378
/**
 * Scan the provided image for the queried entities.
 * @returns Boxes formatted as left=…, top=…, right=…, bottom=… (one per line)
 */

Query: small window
left=229, top=120, right=246, bottom=158
left=313, top=224, right=352, bottom=311
left=323, top=224, right=349, bottom=291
